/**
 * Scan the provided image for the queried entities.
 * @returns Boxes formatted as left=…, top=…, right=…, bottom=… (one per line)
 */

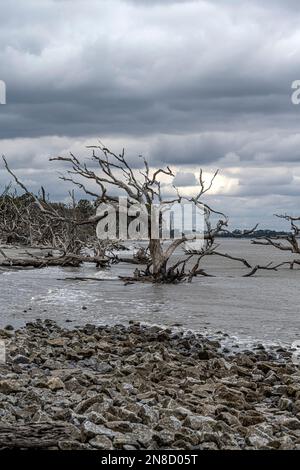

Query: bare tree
left=2, top=146, right=265, bottom=281
left=50, top=144, right=252, bottom=283
left=252, top=214, right=300, bottom=269
left=0, top=157, right=112, bottom=268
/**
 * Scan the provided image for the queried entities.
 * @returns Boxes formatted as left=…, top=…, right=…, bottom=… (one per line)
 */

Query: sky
left=1, top=0, right=300, bottom=229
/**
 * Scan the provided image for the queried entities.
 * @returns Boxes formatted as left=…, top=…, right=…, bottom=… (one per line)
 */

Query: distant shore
left=0, top=320, right=300, bottom=450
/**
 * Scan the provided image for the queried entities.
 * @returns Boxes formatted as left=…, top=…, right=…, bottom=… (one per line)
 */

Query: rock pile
left=0, top=320, right=300, bottom=449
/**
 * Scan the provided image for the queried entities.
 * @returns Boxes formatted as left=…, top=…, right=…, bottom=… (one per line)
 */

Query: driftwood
left=209, top=250, right=252, bottom=268
left=0, top=422, right=79, bottom=449
left=57, top=276, right=113, bottom=281
left=252, top=214, right=300, bottom=270
left=0, top=249, right=110, bottom=269
left=1, top=146, right=261, bottom=282
left=49, top=147, right=233, bottom=282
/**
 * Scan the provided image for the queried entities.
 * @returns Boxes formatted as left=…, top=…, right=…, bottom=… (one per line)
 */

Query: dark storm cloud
left=1, top=0, right=300, bottom=227
left=1, top=0, right=299, bottom=142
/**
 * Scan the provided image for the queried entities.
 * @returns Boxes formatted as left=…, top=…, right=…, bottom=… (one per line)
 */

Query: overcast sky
left=1, top=0, right=300, bottom=228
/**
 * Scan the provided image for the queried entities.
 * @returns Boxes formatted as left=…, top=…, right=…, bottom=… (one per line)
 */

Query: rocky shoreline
left=0, top=320, right=300, bottom=450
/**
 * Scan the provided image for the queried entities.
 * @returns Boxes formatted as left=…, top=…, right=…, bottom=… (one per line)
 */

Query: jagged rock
left=4, top=325, right=14, bottom=331
left=276, top=417, right=300, bottom=430
left=172, top=407, right=193, bottom=419
left=1, top=320, right=300, bottom=450
left=12, top=355, right=30, bottom=365
left=0, top=379, right=22, bottom=394
left=139, top=404, right=160, bottom=424
left=106, top=421, right=133, bottom=433
left=89, top=435, right=113, bottom=449
left=239, top=411, right=265, bottom=427
left=113, top=434, right=139, bottom=448
left=183, top=415, right=217, bottom=432
left=156, top=416, right=182, bottom=431
left=154, top=429, right=175, bottom=446
left=85, top=411, right=106, bottom=425
left=278, top=397, right=293, bottom=411
left=82, top=420, right=120, bottom=439
left=217, top=412, right=241, bottom=427
left=46, top=377, right=65, bottom=391
left=75, top=395, right=104, bottom=414
left=58, top=440, right=89, bottom=450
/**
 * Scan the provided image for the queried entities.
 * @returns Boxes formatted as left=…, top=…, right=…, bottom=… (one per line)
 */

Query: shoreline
left=1, top=320, right=300, bottom=450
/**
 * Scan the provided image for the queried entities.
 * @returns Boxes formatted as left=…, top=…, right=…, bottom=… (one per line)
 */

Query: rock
left=277, top=417, right=300, bottom=430
left=198, top=350, right=210, bottom=360
left=130, top=424, right=154, bottom=447
left=85, top=411, right=106, bottom=425
left=106, top=421, right=133, bottom=433
left=82, top=420, right=119, bottom=439
left=65, top=377, right=82, bottom=392
left=246, top=434, right=270, bottom=449
left=75, top=395, right=103, bottom=414
left=217, top=412, right=241, bottom=427
left=293, top=400, right=300, bottom=413
left=12, top=355, right=30, bottom=365
left=239, top=411, right=265, bottom=427
left=183, top=415, right=217, bottom=432
left=120, top=382, right=136, bottom=394
left=264, top=371, right=278, bottom=384
left=200, top=442, right=219, bottom=450
left=1, top=320, right=300, bottom=450
left=89, top=435, right=113, bottom=449
left=32, top=410, right=53, bottom=423
left=123, top=445, right=137, bottom=450
left=214, top=385, right=245, bottom=409
left=173, top=407, right=192, bottom=419
left=139, top=404, right=159, bottom=424
left=0, top=379, right=22, bottom=394
left=95, top=362, right=113, bottom=374
left=154, top=430, right=175, bottom=446
left=4, top=325, right=14, bottom=331
left=287, top=385, right=300, bottom=398
left=279, top=436, right=294, bottom=450
left=117, top=408, right=141, bottom=423
left=46, top=377, right=65, bottom=391
left=58, top=441, right=89, bottom=450
left=245, top=423, right=274, bottom=449
left=278, top=397, right=293, bottom=411
left=113, top=435, right=139, bottom=449
left=156, top=416, right=182, bottom=432
left=47, top=338, right=66, bottom=347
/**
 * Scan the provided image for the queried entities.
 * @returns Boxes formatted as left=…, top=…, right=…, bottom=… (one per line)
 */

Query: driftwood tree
left=50, top=144, right=260, bottom=283
left=0, top=157, right=113, bottom=268
left=2, top=146, right=270, bottom=281
left=252, top=214, right=300, bottom=270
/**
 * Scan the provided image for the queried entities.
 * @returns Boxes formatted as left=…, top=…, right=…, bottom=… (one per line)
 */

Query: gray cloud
left=173, top=171, right=197, bottom=186
left=1, top=0, right=300, bottom=228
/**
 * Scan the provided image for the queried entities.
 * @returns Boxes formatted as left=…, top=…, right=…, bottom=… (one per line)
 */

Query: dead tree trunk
left=0, top=423, right=80, bottom=449
left=149, top=239, right=166, bottom=277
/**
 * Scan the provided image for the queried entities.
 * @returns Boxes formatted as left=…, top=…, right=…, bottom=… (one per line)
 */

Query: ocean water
left=0, top=239, right=299, bottom=346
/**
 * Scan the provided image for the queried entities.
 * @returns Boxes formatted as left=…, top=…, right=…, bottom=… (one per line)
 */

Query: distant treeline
left=217, top=229, right=290, bottom=238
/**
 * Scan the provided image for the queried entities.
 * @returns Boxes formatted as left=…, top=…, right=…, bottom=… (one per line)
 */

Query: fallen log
left=0, top=251, right=110, bottom=269
left=57, top=276, right=114, bottom=281
left=0, top=422, right=80, bottom=449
